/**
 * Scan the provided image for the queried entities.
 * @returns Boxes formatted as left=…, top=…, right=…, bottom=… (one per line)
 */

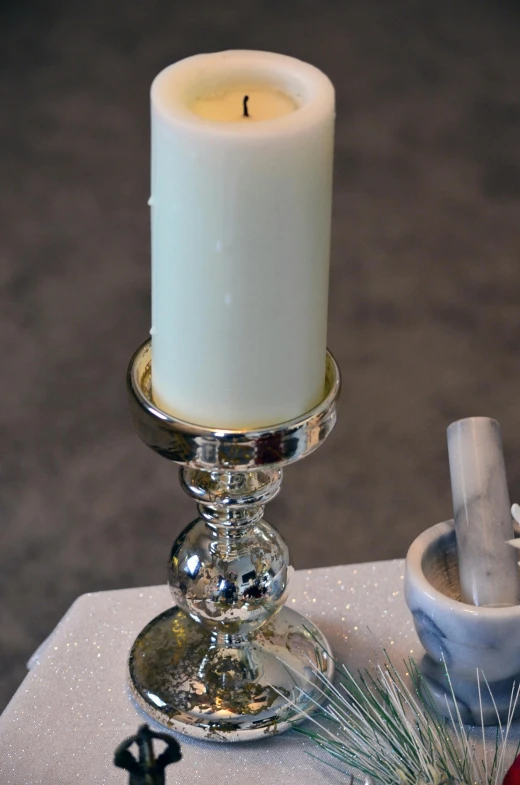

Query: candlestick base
left=129, top=605, right=332, bottom=741
left=126, top=339, right=340, bottom=741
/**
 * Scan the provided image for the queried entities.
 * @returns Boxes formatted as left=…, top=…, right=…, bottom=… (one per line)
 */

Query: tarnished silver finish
left=169, top=503, right=290, bottom=635
left=127, top=340, right=341, bottom=741
left=129, top=606, right=334, bottom=742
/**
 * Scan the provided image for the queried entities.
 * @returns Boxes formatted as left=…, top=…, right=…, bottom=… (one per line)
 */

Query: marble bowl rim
left=406, top=519, right=520, bottom=620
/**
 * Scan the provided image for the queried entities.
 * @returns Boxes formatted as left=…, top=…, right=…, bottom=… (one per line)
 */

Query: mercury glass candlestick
left=126, top=339, right=340, bottom=742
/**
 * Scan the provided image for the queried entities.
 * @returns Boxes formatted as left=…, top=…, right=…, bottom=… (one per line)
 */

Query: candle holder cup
left=127, top=339, right=340, bottom=741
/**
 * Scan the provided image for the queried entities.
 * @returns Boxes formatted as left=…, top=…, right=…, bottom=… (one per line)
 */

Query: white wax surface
left=192, top=86, right=297, bottom=122
left=150, top=50, right=335, bottom=428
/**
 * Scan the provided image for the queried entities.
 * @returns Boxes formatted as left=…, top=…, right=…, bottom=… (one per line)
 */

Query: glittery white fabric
left=0, top=560, right=506, bottom=784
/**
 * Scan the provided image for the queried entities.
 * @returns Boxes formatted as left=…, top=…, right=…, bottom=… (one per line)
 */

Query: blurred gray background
left=1, top=0, right=520, bottom=710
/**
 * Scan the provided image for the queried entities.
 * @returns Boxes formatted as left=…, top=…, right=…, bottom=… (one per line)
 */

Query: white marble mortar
left=405, top=519, right=520, bottom=725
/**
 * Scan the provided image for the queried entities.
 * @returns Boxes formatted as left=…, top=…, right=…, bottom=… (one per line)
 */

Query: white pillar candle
left=150, top=50, right=335, bottom=429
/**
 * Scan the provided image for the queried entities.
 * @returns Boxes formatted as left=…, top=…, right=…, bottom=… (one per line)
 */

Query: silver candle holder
left=127, top=339, right=340, bottom=742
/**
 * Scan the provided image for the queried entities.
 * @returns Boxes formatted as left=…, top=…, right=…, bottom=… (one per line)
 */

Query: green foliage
left=292, top=655, right=520, bottom=785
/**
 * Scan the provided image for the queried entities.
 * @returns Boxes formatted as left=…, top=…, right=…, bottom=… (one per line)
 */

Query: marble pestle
left=447, top=417, right=520, bottom=607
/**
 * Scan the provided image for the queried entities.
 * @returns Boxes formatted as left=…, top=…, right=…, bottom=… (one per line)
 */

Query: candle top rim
left=151, top=50, right=335, bottom=136
left=447, top=416, right=501, bottom=435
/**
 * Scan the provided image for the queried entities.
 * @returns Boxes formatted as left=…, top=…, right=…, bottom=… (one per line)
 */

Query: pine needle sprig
left=289, top=652, right=520, bottom=785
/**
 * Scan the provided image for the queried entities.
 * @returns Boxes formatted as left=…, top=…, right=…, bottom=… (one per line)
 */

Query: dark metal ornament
left=114, top=724, right=182, bottom=785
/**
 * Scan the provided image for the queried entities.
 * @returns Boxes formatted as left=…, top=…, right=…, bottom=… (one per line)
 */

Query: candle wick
left=243, top=95, right=249, bottom=118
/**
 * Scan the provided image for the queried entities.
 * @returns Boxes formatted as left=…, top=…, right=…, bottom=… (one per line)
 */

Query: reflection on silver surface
left=127, top=339, right=341, bottom=740
left=127, top=339, right=340, bottom=470
left=129, top=606, right=333, bottom=742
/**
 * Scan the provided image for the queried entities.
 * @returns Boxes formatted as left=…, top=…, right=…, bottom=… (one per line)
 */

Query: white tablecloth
left=0, top=561, right=437, bottom=784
